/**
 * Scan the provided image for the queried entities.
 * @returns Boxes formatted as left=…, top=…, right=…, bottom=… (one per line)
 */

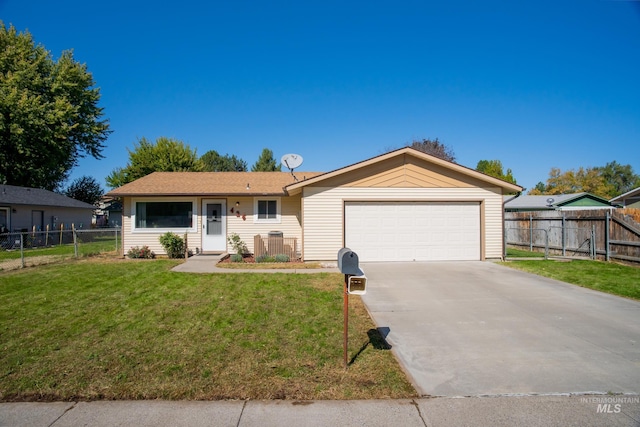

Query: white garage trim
left=345, top=201, right=481, bottom=262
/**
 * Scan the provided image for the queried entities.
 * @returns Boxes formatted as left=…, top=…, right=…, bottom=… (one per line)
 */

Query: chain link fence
left=0, top=228, right=121, bottom=272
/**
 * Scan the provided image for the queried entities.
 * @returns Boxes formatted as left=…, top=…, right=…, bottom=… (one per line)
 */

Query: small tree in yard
left=227, top=233, right=247, bottom=262
left=159, top=232, right=186, bottom=258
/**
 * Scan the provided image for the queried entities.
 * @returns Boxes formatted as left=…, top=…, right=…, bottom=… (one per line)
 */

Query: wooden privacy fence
left=254, top=234, right=299, bottom=260
left=505, top=209, right=640, bottom=263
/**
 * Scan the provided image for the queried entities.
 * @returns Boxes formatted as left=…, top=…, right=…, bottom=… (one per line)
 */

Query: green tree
left=106, top=137, right=202, bottom=188
left=408, top=138, right=455, bottom=162
left=200, top=150, right=247, bottom=171
left=596, top=161, right=640, bottom=197
left=64, top=175, right=104, bottom=205
left=475, top=160, right=517, bottom=184
left=529, top=166, right=614, bottom=198
left=529, top=182, right=546, bottom=195
left=0, top=23, right=111, bottom=190
left=251, top=148, right=281, bottom=172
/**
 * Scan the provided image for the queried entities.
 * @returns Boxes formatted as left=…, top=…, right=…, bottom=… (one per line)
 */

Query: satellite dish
left=546, top=197, right=555, bottom=206
left=281, top=153, right=303, bottom=170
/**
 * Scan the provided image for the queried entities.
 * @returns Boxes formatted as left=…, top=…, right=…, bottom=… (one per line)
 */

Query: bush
left=256, top=254, right=276, bottom=263
left=274, top=254, right=290, bottom=263
left=230, top=253, right=243, bottom=263
left=227, top=233, right=247, bottom=255
left=159, top=232, right=186, bottom=258
left=127, top=246, right=155, bottom=259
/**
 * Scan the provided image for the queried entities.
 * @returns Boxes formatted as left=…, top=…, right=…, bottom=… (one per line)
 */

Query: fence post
left=45, top=224, right=49, bottom=247
left=605, top=211, right=610, bottom=262
left=544, top=229, right=549, bottom=259
left=529, top=213, right=533, bottom=252
left=73, top=224, right=78, bottom=258
left=562, top=213, right=566, bottom=256
left=20, top=233, right=25, bottom=268
left=184, top=233, right=188, bottom=258
left=591, top=225, right=596, bottom=260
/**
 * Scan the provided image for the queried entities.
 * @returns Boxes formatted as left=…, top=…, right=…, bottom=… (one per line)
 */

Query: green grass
left=506, top=247, right=546, bottom=258
left=503, top=259, right=640, bottom=300
left=0, top=236, right=117, bottom=261
left=0, top=259, right=415, bottom=401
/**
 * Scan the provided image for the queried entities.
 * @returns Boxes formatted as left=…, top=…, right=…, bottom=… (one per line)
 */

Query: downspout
left=503, top=191, right=522, bottom=260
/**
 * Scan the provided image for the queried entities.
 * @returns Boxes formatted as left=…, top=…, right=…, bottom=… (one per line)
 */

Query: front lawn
left=505, top=247, right=546, bottom=258
left=0, top=259, right=415, bottom=401
left=0, top=236, right=117, bottom=261
left=503, top=259, right=640, bottom=300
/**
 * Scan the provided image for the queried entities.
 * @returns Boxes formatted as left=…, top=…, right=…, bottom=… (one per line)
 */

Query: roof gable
left=286, top=147, right=523, bottom=194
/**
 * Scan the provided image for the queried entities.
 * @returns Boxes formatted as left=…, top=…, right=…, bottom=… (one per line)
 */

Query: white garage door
left=345, top=201, right=480, bottom=262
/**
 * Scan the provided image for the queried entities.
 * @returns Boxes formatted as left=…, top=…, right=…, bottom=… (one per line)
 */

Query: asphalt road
left=361, top=261, right=640, bottom=397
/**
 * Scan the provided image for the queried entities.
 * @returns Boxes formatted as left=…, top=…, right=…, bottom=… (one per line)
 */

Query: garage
left=345, top=201, right=481, bottom=262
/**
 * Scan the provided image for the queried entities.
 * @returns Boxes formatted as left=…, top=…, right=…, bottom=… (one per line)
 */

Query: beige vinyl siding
left=122, top=197, right=201, bottom=256
left=302, top=186, right=504, bottom=261
left=225, top=195, right=302, bottom=255
left=122, top=195, right=302, bottom=256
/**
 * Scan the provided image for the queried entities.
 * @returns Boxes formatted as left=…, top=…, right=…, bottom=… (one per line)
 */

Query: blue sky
left=2, top=0, right=639, bottom=192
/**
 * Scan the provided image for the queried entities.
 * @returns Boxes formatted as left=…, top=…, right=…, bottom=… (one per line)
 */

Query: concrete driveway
left=361, top=262, right=640, bottom=397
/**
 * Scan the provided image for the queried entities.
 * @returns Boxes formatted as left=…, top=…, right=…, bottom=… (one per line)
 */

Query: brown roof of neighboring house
left=106, top=171, right=323, bottom=197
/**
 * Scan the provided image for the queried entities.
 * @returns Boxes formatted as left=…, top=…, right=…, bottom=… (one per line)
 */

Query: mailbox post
left=337, top=248, right=367, bottom=368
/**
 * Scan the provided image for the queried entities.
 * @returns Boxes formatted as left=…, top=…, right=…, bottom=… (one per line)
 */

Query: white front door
left=202, top=199, right=226, bottom=252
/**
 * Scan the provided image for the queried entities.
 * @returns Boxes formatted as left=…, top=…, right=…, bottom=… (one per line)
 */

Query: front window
left=135, top=201, right=193, bottom=228
left=258, top=200, right=277, bottom=220
left=254, top=198, right=281, bottom=223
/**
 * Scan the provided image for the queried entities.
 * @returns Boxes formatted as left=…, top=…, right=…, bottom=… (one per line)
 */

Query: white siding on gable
left=302, top=186, right=504, bottom=261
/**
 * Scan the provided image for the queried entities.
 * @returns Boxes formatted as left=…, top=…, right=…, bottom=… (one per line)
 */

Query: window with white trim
left=254, top=197, right=281, bottom=223
left=132, top=199, right=197, bottom=232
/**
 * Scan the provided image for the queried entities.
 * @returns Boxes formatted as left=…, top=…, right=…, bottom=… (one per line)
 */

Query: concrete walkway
left=171, top=253, right=340, bottom=274
left=2, top=395, right=639, bottom=426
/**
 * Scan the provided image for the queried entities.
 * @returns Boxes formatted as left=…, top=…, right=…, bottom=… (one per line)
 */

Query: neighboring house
left=107, top=147, right=522, bottom=262
left=94, top=197, right=123, bottom=227
left=504, top=193, right=613, bottom=212
left=610, top=187, right=640, bottom=209
left=0, top=185, right=95, bottom=232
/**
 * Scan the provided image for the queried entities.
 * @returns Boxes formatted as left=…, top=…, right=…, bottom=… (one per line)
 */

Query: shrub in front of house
left=227, top=233, right=248, bottom=255
left=255, top=254, right=276, bottom=263
left=274, top=254, right=290, bottom=263
left=159, top=232, right=186, bottom=258
left=127, top=246, right=155, bottom=259
left=230, top=253, right=243, bottom=263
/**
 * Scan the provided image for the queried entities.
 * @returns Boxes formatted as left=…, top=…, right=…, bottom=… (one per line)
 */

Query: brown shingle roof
left=106, top=172, right=323, bottom=197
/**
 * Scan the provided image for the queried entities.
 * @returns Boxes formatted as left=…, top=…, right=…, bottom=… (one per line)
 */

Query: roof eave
left=105, top=191, right=289, bottom=198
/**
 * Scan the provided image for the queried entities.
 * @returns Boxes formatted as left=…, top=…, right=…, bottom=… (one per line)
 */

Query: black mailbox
left=337, top=247, right=363, bottom=276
